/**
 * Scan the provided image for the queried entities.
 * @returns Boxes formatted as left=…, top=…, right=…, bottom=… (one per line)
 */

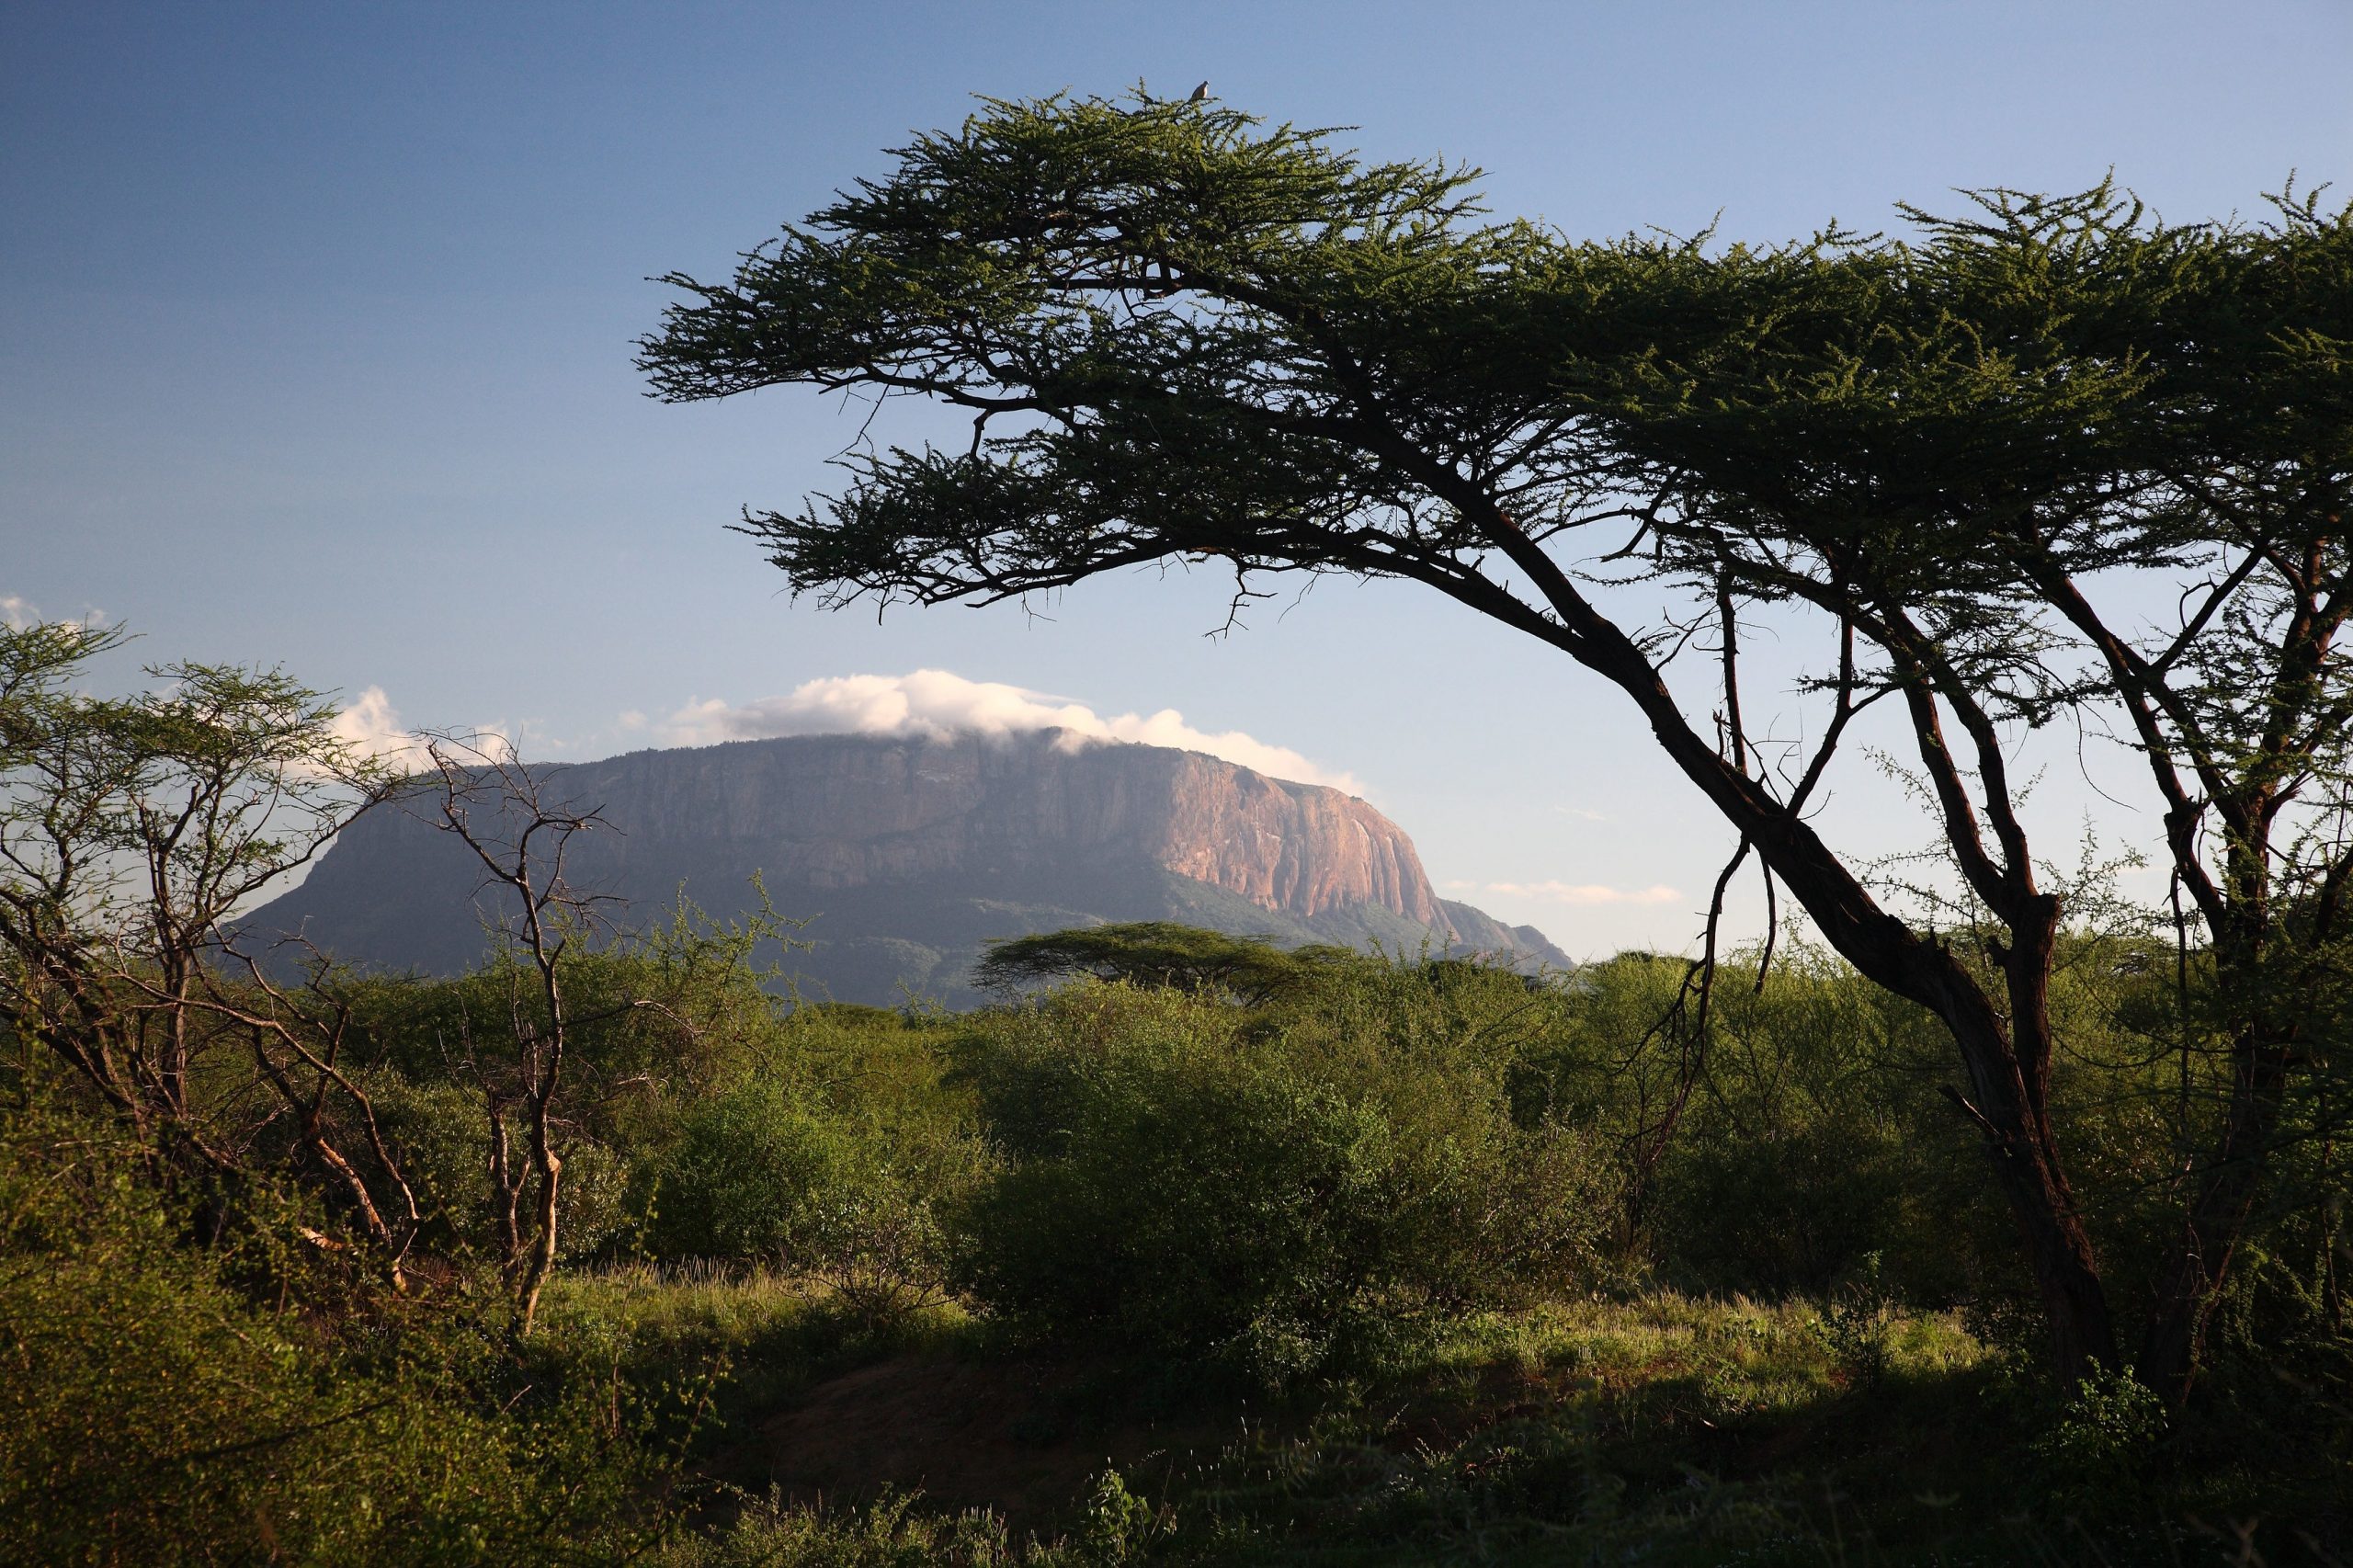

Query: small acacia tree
left=0, top=619, right=418, bottom=1267
left=637, top=92, right=2351, bottom=1397
left=974, top=921, right=1344, bottom=1004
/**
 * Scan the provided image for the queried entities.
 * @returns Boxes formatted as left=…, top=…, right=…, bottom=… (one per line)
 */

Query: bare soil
left=710, top=1352, right=1236, bottom=1530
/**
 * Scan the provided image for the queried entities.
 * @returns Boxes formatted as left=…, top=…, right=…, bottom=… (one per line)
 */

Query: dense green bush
left=353, top=1067, right=633, bottom=1265
left=637, top=1078, right=949, bottom=1309
left=359, top=1070, right=485, bottom=1250
left=948, top=983, right=1605, bottom=1384
left=642, top=1080, right=869, bottom=1261
left=0, top=1108, right=690, bottom=1567
left=1514, top=947, right=2015, bottom=1304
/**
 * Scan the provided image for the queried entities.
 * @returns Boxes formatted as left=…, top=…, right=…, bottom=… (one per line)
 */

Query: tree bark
left=2140, top=1027, right=2291, bottom=1404
left=487, top=1096, right=524, bottom=1269
left=515, top=1090, right=563, bottom=1334
left=1915, top=948, right=2120, bottom=1383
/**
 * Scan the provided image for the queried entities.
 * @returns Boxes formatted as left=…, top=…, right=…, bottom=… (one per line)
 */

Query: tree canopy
left=973, top=921, right=1351, bottom=1003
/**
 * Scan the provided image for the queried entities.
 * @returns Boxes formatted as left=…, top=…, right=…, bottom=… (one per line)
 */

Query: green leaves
left=2, top=620, right=408, bottom=1184
left=2, top=622, right=395, bottom=937
left=640, top=92, right=1558, bottom=613
left=640, top=92, right=2341, bottom=639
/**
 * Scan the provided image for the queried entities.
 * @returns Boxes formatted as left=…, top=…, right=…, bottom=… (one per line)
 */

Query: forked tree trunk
left=515, top=1099, right=563, bottom=1335
left=2140, top=1028, right=2291, bottom=1405
left=1683, top=747, right=2123, bottom=1384
left=1577, top=602, right=2122, bottom=1384
left=1932, top=983, right=2121, bottom=1384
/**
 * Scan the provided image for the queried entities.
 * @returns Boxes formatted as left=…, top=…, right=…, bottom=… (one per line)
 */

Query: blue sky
left=6, top=1, right=2349, bottom=954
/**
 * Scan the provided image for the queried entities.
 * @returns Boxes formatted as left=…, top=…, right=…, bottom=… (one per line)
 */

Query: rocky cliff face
left=249, top=732, right=1563, bottom=1003
left=548, top=729, right=1444, bottom=925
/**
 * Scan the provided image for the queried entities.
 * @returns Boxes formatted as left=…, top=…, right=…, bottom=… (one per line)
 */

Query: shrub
left=654, top=1488, right=1053, bottom=1568
left=1539, top=945, right=2013, bottom=1304
left=948, top=984, right=1605, bottom=1385
left=0, top=1110, right=686, bottom=1566
left=650, top=1472, right=1167, bottom=1568
left=638, top=1080, right=946, bottom=1313
left=359, top=1070, right=632, bottom=1265
left=362, top=1071, right=484, bottom=1247
left=1654, top=1119, right=1925, bottom=1298
left=2031, top=1365, right=2166, bottom=1507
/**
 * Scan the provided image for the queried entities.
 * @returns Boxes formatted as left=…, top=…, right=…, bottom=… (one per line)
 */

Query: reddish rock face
left=1140, top=755, right=1438, bottom=923
left=565, top=729, right=1443, bottom=926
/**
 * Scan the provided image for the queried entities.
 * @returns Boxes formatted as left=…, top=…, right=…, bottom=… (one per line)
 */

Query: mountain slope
left=248, top=731, right=1567, bottom=1004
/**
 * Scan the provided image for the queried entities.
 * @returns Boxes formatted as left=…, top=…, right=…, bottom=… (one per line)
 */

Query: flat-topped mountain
left=248, top=731, right=1567, bottom=1005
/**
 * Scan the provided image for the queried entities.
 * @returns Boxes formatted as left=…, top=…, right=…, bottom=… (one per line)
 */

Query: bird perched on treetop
left=1189, top=81, right=1210, bottom=101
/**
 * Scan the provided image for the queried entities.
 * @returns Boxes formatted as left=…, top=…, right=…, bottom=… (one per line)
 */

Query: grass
left=1160, top=1292, right=2021, bottom=1565
left=537, top=1261, right=978, bottom=1454
left=521, top=1275, right=2339, bottom=1565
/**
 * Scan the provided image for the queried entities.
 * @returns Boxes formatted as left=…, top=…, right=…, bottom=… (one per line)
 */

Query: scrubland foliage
left=5, top=634, right=2349, bottom=1558
left=7, top=902, right=2350, bottom=1561
left=0, top=1107, right=691, bottom=1565
left=949, top=979, right=1608, bottom=1383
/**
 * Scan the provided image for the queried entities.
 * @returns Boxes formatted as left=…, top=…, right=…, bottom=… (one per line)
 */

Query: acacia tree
left=636, top=93, right=2350, bottom=1394
left=975, top=921, right=1344, bottom=1004
left=0, top=619, right=419, bottom=1267
left=1580, top=188, right=2353, bottom=1400
left=2003, top=198, right=2353, bottom=1399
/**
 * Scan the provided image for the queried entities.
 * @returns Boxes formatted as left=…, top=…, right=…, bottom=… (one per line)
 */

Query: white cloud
left=330, top=686, right=419, bottom=765
left=663, top=670, right=1366, bottom=793
left=329, top=687, right=513, bottom=769
left=1483, top=881, right=1684, bottom=905
left=2, top=594, right=106, bottom=632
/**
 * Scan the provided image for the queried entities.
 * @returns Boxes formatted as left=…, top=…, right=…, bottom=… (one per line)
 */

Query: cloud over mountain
left=329, top=687, right=514, bottom=768
left=663, top=670, right=1365, bottom=794
left=328, top=686, right=420, bottom=764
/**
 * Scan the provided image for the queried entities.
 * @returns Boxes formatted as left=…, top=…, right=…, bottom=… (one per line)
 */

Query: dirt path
left=710, top=1352, right=1233, bottom=1530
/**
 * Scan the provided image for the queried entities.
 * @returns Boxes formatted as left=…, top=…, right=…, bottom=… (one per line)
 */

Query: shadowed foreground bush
left=0, top=1117, right=690, bottom=1567
left=653, top=1481, right=1167, bottom=1568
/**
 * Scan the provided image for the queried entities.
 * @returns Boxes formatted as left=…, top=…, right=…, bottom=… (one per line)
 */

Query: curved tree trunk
left=1923, top=956, right=2120, bottom=1384
left=1513, top=561, right=2125, bottom=1385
